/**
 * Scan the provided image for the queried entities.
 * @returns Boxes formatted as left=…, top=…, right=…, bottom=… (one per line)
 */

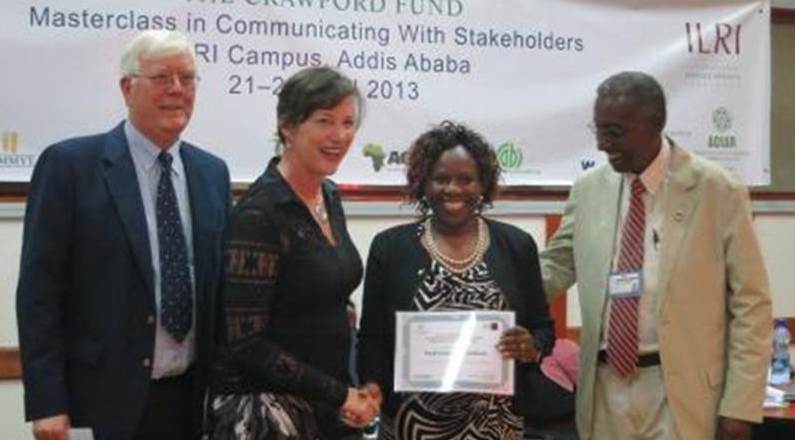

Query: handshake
left=340, top=382, right=383, bottom=428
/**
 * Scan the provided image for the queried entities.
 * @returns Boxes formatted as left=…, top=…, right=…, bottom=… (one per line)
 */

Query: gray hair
left=596, top=71, right=667, bottom=131
left=276, top=66, right=362, bottom=149
left=120, top=30, right=195, bottom=77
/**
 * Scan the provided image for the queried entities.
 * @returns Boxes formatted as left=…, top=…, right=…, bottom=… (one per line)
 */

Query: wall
left=1, top=201, right=794, bottom=438
left=0, top=216, right=22, bottom=346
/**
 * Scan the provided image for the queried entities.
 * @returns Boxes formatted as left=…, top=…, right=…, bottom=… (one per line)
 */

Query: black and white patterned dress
left=380, top=259, right=524, bottom=440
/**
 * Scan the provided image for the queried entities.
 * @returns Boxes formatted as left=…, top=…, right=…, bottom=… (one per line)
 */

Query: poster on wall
left=0, top=0, right=771, bottom=185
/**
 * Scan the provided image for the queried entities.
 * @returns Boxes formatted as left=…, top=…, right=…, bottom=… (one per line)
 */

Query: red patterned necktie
left=607, top=178, right=646, bottom=378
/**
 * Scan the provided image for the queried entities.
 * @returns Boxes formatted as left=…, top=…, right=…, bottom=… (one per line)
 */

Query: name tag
left=608, top=271, right=643, bottom=298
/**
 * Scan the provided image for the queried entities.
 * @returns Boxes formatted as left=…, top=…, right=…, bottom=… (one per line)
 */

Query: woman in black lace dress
left=209, top=67, right=380, bottom=440
left=358, top=121, right=555, bottom=440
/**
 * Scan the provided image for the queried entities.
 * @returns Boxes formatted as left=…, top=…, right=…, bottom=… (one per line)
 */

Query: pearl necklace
left=422, top=217, right=489, bottom=273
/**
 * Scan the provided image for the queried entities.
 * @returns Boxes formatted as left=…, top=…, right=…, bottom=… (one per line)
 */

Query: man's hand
left=32, top=414, right=70, bottom=440
left=716, top=417, right=751, bottom=440
left=361, top=382, right=383, bottom=408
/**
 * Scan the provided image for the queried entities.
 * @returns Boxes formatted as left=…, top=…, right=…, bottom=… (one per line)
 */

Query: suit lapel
left=483, top=221, right=514, bottom=306
left=399, top=224, right=431, bottom=311
left=102, top=123, right=154, bottom=297
left=588, top=168, right=623, bottom=320
left=181, top=144, right=208, bottom=303
left=656, top=145, right=699, bottom=314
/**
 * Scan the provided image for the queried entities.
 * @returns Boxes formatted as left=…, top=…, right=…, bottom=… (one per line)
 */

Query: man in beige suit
left=540, top=71, right=772, bottom=440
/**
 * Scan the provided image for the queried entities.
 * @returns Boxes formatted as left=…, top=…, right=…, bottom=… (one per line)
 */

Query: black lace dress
left=210, top=158, right=363, bottom=440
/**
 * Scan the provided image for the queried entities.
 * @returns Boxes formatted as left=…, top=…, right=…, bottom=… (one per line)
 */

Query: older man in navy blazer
left=17, top=30, right=230, bottom=440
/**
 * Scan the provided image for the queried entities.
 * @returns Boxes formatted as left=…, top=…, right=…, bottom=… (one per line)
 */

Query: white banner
left=0, top=0, right=770, bottom=185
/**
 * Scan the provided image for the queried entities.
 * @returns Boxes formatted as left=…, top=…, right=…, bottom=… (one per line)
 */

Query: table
left=763, top=403, right=795, bottom=421
left=755, top=382, right=795, bottom=439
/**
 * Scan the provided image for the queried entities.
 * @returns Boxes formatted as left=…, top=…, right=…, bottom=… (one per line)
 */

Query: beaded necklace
left=422, top=217, right=489, bottom=273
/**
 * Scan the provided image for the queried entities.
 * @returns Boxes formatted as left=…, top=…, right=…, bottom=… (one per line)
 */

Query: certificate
left=393, top=310, right=515, bottom=395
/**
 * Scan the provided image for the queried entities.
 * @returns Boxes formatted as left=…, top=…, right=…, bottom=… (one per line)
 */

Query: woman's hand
left=340, top=385, right=381, bottom=428
left=497, top=326, right=540, bottom=363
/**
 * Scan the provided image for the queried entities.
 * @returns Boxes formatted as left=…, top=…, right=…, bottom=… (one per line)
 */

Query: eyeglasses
left=130, top=72, right=199, bottom=89
left=587, top=122, right=629, bottom=141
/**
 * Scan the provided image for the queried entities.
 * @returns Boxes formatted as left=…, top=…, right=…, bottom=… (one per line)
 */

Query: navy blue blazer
left=16, top=123, right=230, bottom=440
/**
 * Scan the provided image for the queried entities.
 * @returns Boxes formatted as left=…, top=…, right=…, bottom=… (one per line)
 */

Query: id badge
left=608, top=271, right=643, bottom=298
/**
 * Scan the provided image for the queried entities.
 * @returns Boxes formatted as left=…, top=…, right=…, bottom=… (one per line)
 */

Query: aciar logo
left=496, top=141, right=523, bottom=169
left=363, top=143, right=386, bottom=171
left=708, top=107, right=737, bottom=149
left=712, top=107, right=732, bottom=133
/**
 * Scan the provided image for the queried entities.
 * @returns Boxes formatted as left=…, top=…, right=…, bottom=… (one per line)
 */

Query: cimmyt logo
left=2, top=131, right=18, bottom=154
left=0, top=130, right=37, bottom=168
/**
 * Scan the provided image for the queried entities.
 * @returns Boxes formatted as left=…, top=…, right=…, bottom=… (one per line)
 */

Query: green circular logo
left=497, top=142, right=523, bottom=169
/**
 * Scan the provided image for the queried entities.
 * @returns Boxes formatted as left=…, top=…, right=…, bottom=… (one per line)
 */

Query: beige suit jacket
left=540, top=145, right=772, bottom=439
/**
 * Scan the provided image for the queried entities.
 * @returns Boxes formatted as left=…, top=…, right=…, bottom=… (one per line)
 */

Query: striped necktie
left=606, top=178, right=646, bottom=378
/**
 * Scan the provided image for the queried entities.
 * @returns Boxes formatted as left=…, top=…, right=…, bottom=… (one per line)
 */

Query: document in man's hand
left=393, top=310, right=515, bottom=395
left=69, top=428, right=95, bottom=440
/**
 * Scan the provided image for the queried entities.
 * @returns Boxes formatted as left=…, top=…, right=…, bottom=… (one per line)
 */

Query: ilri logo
left=685, top=22, right=741, bottom=55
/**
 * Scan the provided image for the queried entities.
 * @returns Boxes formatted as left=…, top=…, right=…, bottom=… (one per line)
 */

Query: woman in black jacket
left=357, top=121, right=555, bottom=440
